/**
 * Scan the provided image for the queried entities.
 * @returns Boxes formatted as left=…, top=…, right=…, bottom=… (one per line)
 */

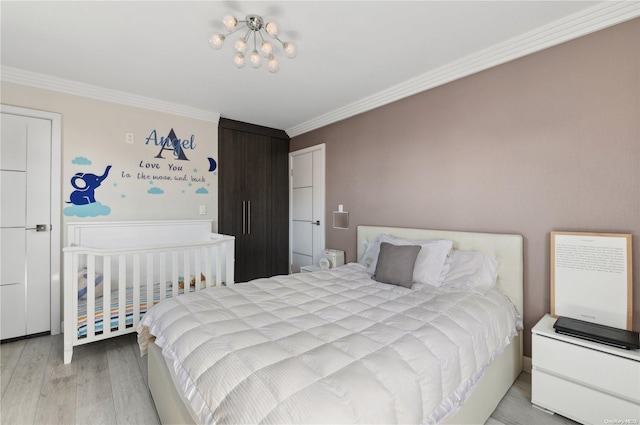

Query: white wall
left=1, top=82, right=219, bottom=233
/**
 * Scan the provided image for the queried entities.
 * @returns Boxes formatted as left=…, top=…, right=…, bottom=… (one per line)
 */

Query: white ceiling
left=1, top=1, right=638, bottom=136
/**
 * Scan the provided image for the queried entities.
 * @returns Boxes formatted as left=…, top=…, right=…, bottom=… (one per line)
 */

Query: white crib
left=63, top=220, right=235, bottom=364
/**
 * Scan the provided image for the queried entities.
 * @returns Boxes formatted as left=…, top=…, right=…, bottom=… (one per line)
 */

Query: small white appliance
left=320, top=249, right=345, bottom=269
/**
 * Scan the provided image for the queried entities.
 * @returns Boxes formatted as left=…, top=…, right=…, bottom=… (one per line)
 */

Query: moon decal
left=208, top=157, right=217, bottom=172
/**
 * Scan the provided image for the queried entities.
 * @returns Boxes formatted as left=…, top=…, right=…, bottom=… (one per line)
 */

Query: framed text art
left=551, top=231, right=632, bottom=330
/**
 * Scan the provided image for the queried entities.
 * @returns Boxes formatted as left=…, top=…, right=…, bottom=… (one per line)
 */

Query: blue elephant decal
left=67, top=165, right=112, bottom=205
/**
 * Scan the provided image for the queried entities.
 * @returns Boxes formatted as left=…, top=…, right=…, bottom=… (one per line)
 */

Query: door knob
left=311, top=220, right=320, bottom=226
left=26, top=224, right=48, bottom=231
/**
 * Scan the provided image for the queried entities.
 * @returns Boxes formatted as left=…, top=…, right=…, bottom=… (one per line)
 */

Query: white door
left=0, top=112, right=52, bottom=339
left=289, top=144, right=325, bottom=273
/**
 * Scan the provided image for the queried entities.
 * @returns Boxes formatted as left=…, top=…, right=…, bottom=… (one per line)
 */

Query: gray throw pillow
left=374, top=242, right=421, bottom=288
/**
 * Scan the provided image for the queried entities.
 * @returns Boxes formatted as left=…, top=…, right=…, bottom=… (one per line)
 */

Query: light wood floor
left=2, top=333, right=578, bottom=425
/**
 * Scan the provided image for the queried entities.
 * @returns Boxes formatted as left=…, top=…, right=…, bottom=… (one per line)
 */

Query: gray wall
left=290, top=18, right=640, bottom=357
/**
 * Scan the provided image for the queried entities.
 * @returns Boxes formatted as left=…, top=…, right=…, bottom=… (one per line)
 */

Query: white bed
left=140, top=225, right=523, bottom=424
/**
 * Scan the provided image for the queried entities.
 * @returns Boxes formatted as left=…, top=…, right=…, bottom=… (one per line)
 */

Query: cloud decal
left=195, top=187, right=209, bottom=194
left=72, top=156, right=92, bottom=165
left=63, top=202, right=111, bottom=217
left=148, top=187, right=164, bottom=195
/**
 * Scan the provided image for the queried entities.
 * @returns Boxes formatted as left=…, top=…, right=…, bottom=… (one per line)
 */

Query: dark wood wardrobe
left=218, top=118, right=289, bottom=282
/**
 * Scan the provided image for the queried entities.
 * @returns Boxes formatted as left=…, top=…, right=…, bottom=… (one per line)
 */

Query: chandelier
left=209, top=14, right=297, bottom=73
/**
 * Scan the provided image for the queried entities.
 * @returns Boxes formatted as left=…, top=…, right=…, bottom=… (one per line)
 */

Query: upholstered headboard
left=357, top=225, right=524, bottom=315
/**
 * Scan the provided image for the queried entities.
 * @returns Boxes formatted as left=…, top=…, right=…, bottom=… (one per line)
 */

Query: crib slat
left=87, top=255, right=96, bottom=338
left=183, top=249, right=190, bottom=294
left=118, top=255, right=126, bottom=332
left=215, top=244, right=222, bottom=286
left=206, top=246, right=213, bottom=288
left=172, top=250, right=179, bottom=298
left=194, top=248, right=201, bottom=292
left=72, top=253, right=80, bottom=343
left=133, top=254, right=141, bottom=328
left=146, top=253, right=153, bottom=309
left=160, top=251, right=166, bottom=302
left=102, top=255, right=112, bottom=338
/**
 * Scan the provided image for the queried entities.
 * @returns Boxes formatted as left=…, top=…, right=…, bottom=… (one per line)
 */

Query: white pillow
left=379, top=234, right=453, bottom=286
left=361, top=241, right=381, bottom=274
left=439, top=250, right=499, bottom=291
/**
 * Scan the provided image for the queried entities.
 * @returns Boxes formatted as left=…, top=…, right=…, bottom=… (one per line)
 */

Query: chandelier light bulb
left=209, top=33, right=225, bottom=49
left=265, top=21, right=279, bottom=37
left=222, top=15, right=237, bottom=30
left=233, top=53, right=245, bottom=68
left=234, top=37, right=248, bottom=53
left=260, top=40, right=274, bottom=56
left=267, top=55, right=280, bottom=73
left=283, top=42, right=297, bottom=58
left=249, top=50, right=262, bottom=68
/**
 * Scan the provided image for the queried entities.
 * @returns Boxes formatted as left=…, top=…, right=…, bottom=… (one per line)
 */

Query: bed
left=63, top=220, right=235, bottom=364
left=138, top=225, right=523, bottom=424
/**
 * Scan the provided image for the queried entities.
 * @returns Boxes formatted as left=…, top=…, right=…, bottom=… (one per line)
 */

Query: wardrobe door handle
left=247, top=201, right=251, bottom=235
left=242, top=201, right=246, bottom=235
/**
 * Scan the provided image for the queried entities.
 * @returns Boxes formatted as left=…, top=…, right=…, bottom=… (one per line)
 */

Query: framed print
left=551, top=231, right=632, bottom=330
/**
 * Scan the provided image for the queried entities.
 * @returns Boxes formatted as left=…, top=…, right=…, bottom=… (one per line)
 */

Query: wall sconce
left=333, top=204, right=349, bottom=229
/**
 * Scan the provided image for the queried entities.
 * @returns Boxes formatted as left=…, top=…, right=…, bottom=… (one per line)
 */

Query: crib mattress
left=77, top=281, right=204, bottom=338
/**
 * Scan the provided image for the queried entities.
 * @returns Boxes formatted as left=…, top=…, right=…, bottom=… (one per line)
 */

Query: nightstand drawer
left=532, top=369, right=640, bottom=424
left=533, top=334, right=640, bottom=402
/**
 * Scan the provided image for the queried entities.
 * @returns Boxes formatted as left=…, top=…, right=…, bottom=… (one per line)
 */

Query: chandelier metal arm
left=272, top=35, right=285, bottom=47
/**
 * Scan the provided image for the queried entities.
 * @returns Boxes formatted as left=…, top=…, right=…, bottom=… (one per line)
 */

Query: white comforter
left=138, top=263, right=521, bottom=425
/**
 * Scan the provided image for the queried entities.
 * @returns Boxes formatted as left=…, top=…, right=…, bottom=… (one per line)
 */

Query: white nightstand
left=531, top=314, right=640, bottom=424
left=300, top=265, right=322, bottom=273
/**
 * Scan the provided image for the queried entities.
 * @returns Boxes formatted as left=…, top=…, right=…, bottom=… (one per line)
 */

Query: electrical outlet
left=199, top=205, right=207, bottom=215
left=126, top=133, right=134, bottom=144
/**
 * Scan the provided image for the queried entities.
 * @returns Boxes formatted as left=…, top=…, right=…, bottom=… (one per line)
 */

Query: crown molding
left=0, top=66, right=220, bottom=124
left=286, top=1, right=640, bottom=137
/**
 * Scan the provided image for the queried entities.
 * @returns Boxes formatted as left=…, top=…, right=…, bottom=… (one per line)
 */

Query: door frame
left=289, top=143, right=325, bottom=273
left=1, top=104, right=62, bottom=335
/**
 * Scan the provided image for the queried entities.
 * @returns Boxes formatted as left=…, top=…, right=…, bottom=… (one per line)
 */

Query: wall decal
left=64, top=202, right=111, bottom=218
left=72, top=156, right=92, bottom=165
left=207, top=157, right=217, bottom=172
left=64, top=165, right=112, bottom=217
left=195, top=187, right=208, bottom=194
left=68, top=166, right=112, bottom=205
left=116, top=127, right=217, bottom=197
left=148, top=128, right=194, bottom=161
